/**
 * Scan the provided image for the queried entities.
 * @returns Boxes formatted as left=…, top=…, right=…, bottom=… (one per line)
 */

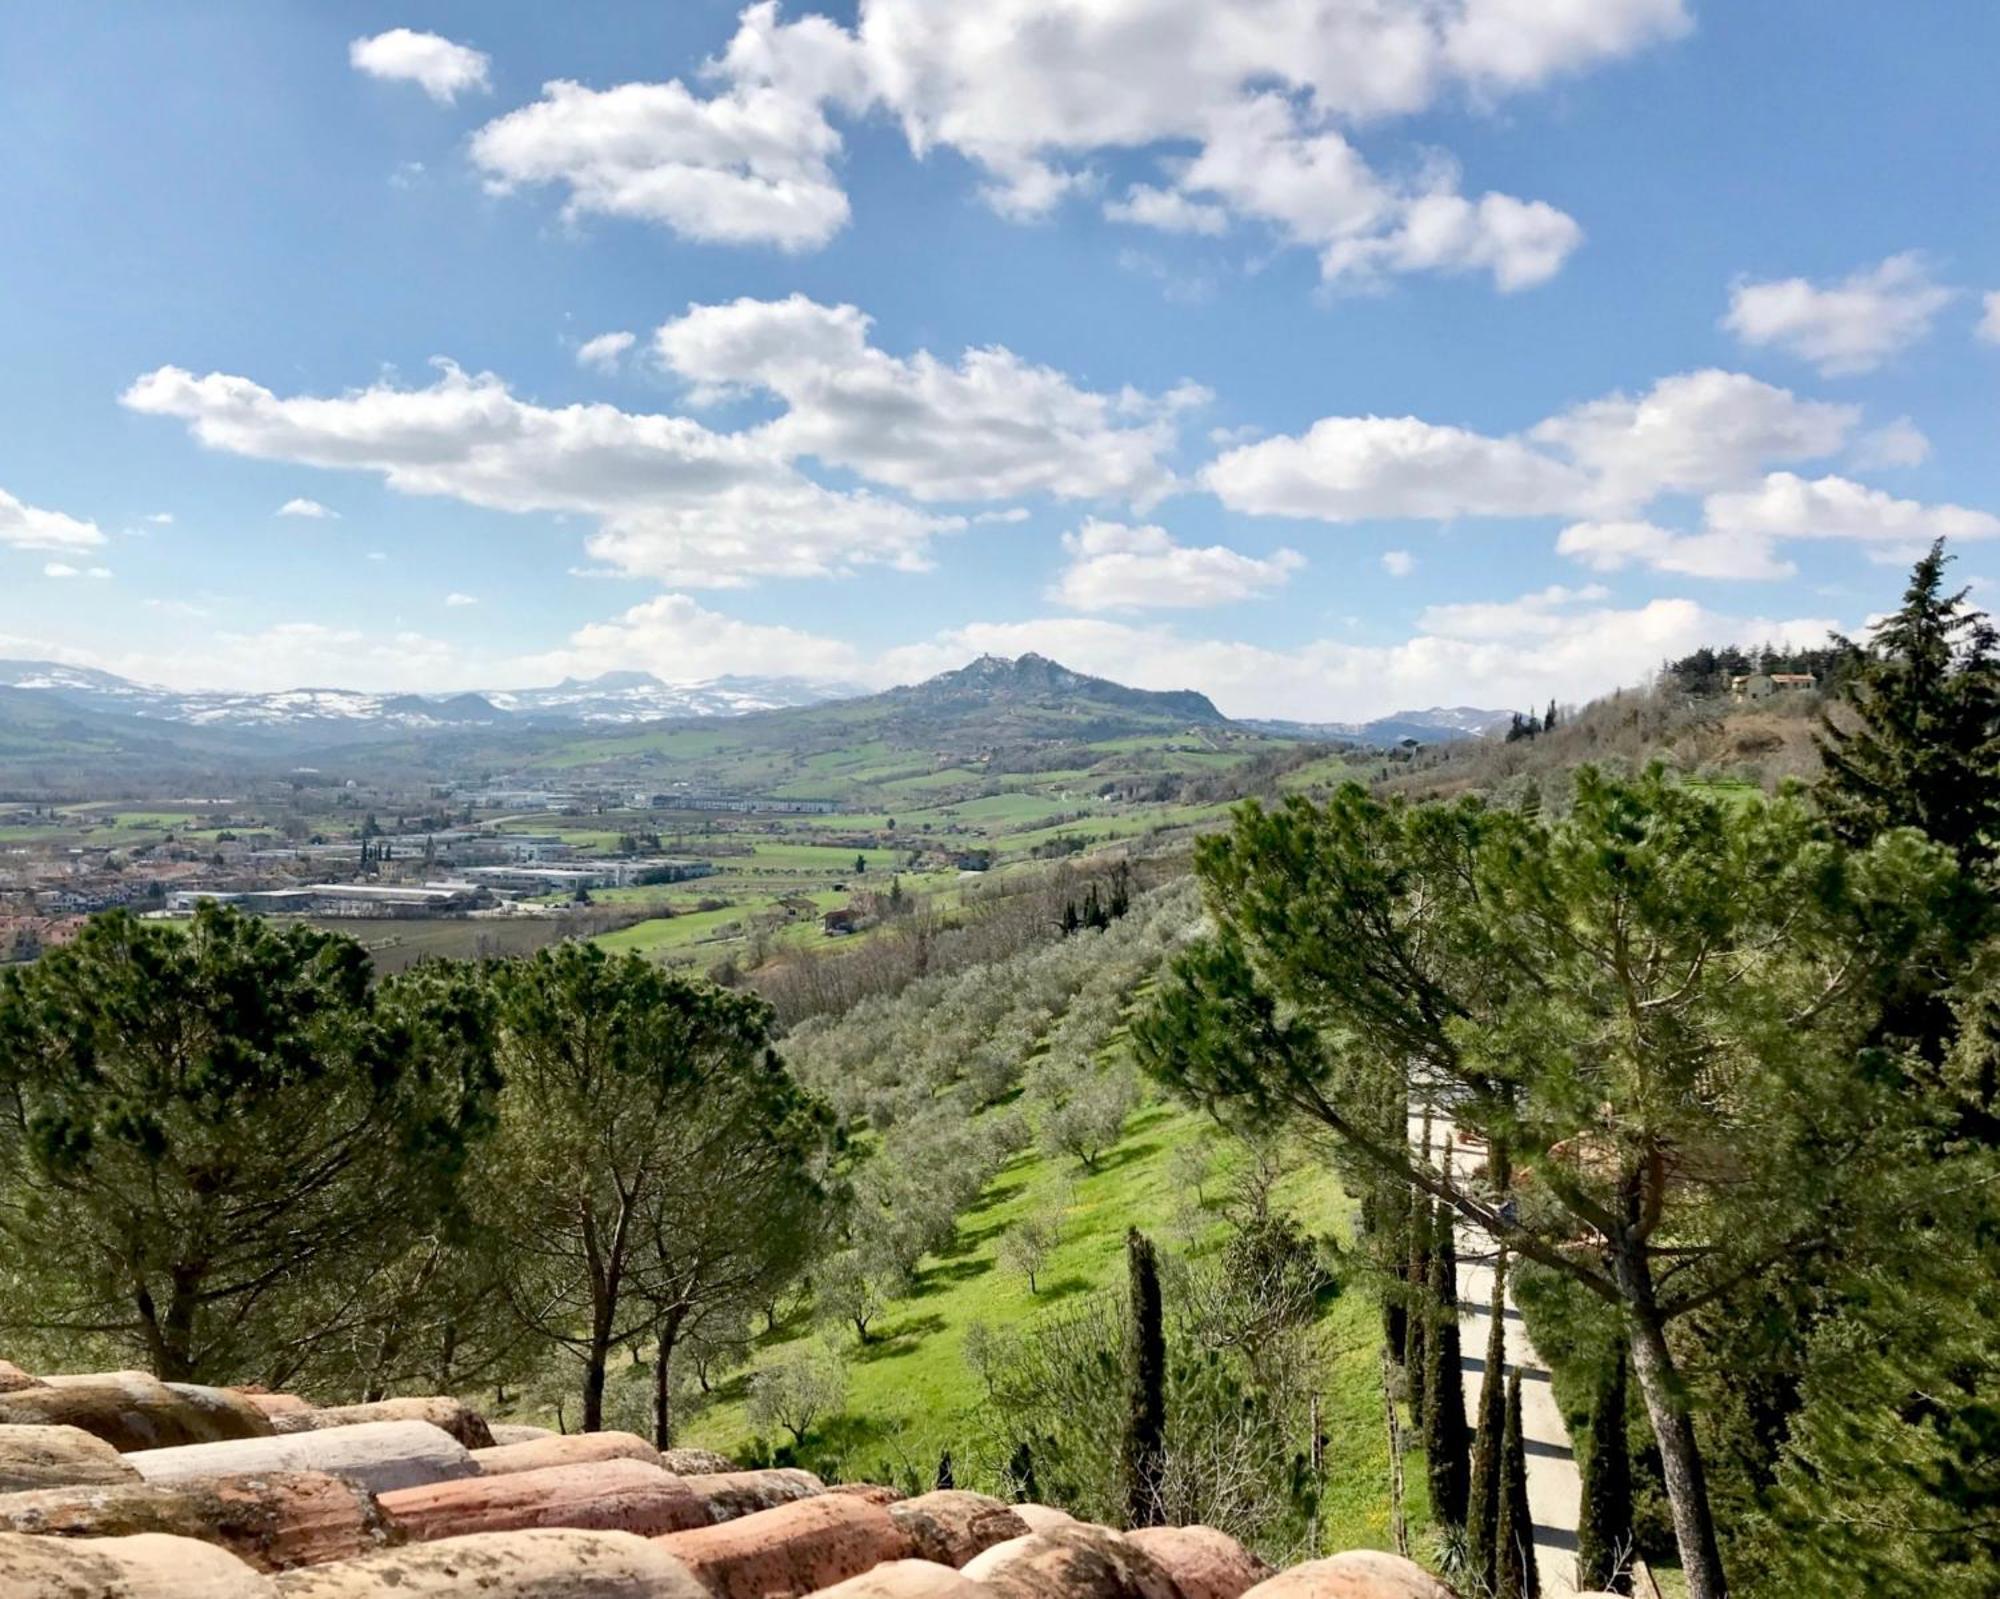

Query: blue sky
left=3, top=1, right=1998, bottom=719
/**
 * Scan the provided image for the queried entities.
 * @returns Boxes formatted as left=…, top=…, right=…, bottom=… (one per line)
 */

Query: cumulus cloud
left=445, top=592, right=478, bottom=607
left=1979, top=291, right=2000, bottom=345
left=124, top=358, right=956, bottom=587
left=1050, top=519, right=1302, bottom=610
left=1556, top=520, right=1795, bottom=581
left=1849, top=416, right=1930, bottom=471
left=0, top=486, right=106, bottom=552
left=653, top=294, right=1187, bottom=504
left=1705, top=472, right=2000, bottom=547
left=1381, top=549, right=1415, bottom=577
left=522, top=592, right=868, bottom=685
left=349, top=28, right=491, bottom=105
left=576, top=331, right=637, bottom=372
left=1207, top=369, right=1855, bottom=523
left=469, top=7, right=862, bottom=251
left=278, top=497, right=338, bottom=519
left=1722, top=253, right=1956, bottom=375
left=465, top=0, right=1686, bottom=282
left=1206, top=414, right=1591, bottom=522
left=42, top=562, right=111, bottom=580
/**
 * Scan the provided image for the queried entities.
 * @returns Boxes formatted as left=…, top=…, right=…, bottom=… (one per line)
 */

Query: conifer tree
left=1403, top=1179, right=1431, bottom=1424
left=1465, top=1250, right=1508, bottom=1592
left=1495, top=1370, right=1539, bottom=1599
left=1121, top=1228, right=1167, bottom=1527
left=1817, top=538, right=2000, bottom=872
left=1423, top=1197, right=1470, bottom=1527
left=1576, top=1348, right=1634, bottom=1594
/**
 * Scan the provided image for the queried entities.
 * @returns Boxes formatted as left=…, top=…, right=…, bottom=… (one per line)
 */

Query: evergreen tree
left=1423, top=1198, right=1470, bottom=1528
left=1543, top=699, right=1558, bottom=734
left=1465, top=1251, right=1508, bottom=1592
left=935, top=1450, right=955, bottom=1490
left=1403, top=1179, right=1431, bottom=1424
left=1495, top=1370, right=1539, bottom=1599
left=1576, top=1347, right=1634, bottom=1594
left=1121, top=1228, right=1167, bottom=1527
left=1817, top=538, right=2000, bottom=872
left=1009, top=1441, right=1039, bottom=1504
left=1108, top=861, right=1132, bottom=920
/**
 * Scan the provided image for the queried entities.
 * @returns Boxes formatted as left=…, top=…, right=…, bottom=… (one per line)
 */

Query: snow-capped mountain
left=0, top=661, right=858, bottom=732
left=1241, top=705, right=1518, bottom=744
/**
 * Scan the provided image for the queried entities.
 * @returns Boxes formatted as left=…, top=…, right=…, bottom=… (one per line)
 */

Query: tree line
left=0, top=925, right=842, bottom=1444
left=1136, top=541, right=2000, bottom=1599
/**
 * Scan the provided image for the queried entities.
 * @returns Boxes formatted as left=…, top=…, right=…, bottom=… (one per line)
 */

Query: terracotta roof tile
left=0, top=1366, right=1466, bottom=1598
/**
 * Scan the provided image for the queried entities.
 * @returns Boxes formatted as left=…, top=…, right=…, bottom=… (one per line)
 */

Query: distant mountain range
left=0, top=655, right=1507, bottom=782
left=0, top=661, right=860, bottom=731
left=1242, top=706, right=1517, bottom=745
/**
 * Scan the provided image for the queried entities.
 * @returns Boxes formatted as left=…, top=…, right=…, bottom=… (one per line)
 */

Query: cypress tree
left=1576, top=1347, right=1634, bottom=1594
left=1465, top=1250, right=1508, bottom=1592
left=1495, top=1370, right=1539, bottom=1599
left=1422, top=1198, right=1470, bottom=1528
left=1403, top=1179, right=1431, bottom=1424
left=1121, top=1228, right=1167, bottom=1528
left=1379, top=1186, right=1408, bottom=1369
left=935, top=1449, right=955, bottom=1491
left=1816, top=538, right=2000, bottom=872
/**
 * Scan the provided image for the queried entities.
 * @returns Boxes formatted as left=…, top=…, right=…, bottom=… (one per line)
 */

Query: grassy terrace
left=649, top=1096, right=1418, bottom=1556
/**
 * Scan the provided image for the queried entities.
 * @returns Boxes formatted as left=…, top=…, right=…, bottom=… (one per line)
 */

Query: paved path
left=1410, top=1113, right=1582, bottom=1595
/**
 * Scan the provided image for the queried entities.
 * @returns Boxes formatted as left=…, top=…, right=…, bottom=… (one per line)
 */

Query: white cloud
left=1528, top=369, right=1856, bottom=508
left=1850, top=417, right=1930, bottom=471
left=1722, top=253, right=1955, bottom=375
left=466, top=0, right=1684, bottom=284
left=1381, top=549, right=1414, bottom=577
left=469, top=12, right=858, bottom=252
left=1104, top=185, right=1229, bottom=237
left=349, top=29, right=491, bottom=105
left=277, top=497, right=338, bottom=519
left=1556, top=519, right=1795, bottom=581
left=0, top=486, right=105, bottom=552
left=653, top=294, right=1185, bottom=504
left=1979, top=291, right=2000, bottom=345
left=576, top=330, right=637, bottom=372
left=1208, top=369, right=1855, bottom=523
left=1704, top=472, right=2000, bottom=547
left=1206, top=414, right=1590, bottom=522
left=1050, top=518, right=1302, bottom=610
left=124, top=359, right=955, bottom=587
left=445, top=592, right=478, bottom=607
left=42, top=562, right=111, bottom=580
left=144, top=511, right=173, bottom=525
left=523, top=592, right=867, bottom=685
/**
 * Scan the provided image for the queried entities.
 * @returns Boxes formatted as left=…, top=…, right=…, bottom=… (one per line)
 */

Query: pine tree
left=1423, top=1198, right=1470, bottom=1528
left=1495, top=1370, right=1539, bottom=1599
left=1122, top=1228, right=1167, bottom=1527
left=1465, top=1250, right=1508, bottom=1592
left=1543, top=699, right=1558, bottom=734
left=1576, top=1348, right=1634, bottom=1594
left=1817, top=538, right=2000, bottom=872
